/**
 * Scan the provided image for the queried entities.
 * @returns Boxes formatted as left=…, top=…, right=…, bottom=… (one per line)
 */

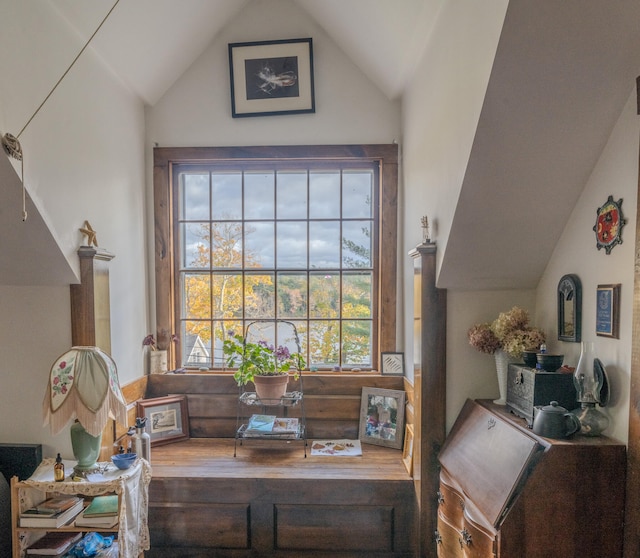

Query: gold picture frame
left=402, top=424, right=414, bottom=476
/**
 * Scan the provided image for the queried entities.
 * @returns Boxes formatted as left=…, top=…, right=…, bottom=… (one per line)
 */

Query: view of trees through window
left=176, top=162, right=379, bottom=370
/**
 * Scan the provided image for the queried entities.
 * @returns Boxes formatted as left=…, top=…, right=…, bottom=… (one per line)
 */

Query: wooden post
left=623, top=76, right=640, bottom=558
left=410, top=243, right=447, bottom=557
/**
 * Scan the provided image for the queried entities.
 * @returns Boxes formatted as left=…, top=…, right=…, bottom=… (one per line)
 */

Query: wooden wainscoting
left=113, top=373, right=416, bottom=556
left=145, top=372, right=407, bottom=440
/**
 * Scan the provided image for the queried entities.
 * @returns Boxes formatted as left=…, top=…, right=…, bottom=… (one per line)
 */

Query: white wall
left=0, top=2, right=148, bottom=458
left=400, top=0, right=510, bottom=426
left=145, top=0, right=402, bottom=338
left=535, top=90, right=638, bottom=443
left=146, top=0, right=400, bottom=147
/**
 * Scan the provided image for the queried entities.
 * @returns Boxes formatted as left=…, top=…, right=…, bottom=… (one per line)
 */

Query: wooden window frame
left=153, top=145, right=398, bottom=372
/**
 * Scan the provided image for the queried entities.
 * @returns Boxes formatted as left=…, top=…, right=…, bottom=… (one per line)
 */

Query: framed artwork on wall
left=557, top=274, right=582, bottom=342
left=596, top=284, right=621, bottom=339
left=228, top=38, right=315, bottom=118
left=593, top=195, right=626, bottom=254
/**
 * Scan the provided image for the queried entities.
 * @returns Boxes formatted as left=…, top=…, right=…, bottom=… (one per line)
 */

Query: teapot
left=532, top=401, right=581, bottom=439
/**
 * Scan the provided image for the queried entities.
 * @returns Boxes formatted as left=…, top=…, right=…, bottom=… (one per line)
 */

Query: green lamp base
left=70, top=420, right=102, bottom=475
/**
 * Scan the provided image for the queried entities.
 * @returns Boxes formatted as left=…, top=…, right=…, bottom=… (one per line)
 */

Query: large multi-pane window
left=153, top=145, right=398, bottom=373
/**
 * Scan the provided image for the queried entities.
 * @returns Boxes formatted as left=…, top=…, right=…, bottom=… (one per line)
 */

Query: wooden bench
left=115, top=373, right=417, bottom=557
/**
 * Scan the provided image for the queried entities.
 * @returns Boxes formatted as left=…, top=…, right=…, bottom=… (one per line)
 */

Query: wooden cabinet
left=436, top=399, right=626, bottom=557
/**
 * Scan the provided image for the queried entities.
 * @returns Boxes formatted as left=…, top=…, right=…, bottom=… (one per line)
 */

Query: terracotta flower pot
left=253, top=373, right=289, bottom=401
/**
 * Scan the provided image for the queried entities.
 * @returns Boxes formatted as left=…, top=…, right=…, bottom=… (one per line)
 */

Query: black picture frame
left=359, top=387, right=406, bottom=450
left=136, top=395, right=190, bottom=446
left=596, top=284, right=621, bottom=339
left=557, top=274, right=582, bottom=342
left=380, top=352, right=405, bottom=376
left=228, top=38, right=315, bottom=118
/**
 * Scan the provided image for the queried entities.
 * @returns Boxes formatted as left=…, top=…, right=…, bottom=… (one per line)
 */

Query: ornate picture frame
left=359, top=387, right=406, bottom=449
left=228, top=38, right=315, bottom=118
left=136, top=395, right=190, bottom=446
left=596, top=284, right=621, bottom=339
left=557, top=274, right=582, bottom=342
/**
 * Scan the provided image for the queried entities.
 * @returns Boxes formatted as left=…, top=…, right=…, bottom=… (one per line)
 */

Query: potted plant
left=223, top=327, right=305, bottom=401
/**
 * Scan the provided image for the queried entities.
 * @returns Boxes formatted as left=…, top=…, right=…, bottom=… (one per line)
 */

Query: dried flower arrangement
left=468, top=306, right=545, bottom=359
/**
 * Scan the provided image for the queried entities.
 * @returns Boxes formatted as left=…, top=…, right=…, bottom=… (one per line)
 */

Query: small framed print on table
left=380, top=352, right=405, bottom=376
left=136, top=395, right=190, bottom=446
left=228, top=37, right=315, bottom=118
left=596, top=284, right=620, bottom=339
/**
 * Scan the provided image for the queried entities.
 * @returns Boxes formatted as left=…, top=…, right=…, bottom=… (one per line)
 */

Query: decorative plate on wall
left=593, top=195, right=626, bottom=254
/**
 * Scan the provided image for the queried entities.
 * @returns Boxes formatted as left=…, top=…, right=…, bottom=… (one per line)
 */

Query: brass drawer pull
left=434, top=530, right=442, bottom=545
left=459, top=529, right=472, bottom=547
left=437, top=490, right=444, bottom=504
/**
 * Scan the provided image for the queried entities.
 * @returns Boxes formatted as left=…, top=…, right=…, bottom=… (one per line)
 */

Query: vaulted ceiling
left=3, top=0, right=640, bottom=289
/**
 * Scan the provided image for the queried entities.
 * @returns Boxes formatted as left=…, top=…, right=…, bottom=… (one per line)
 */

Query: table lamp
left=42, top=346, right=128, bottom=475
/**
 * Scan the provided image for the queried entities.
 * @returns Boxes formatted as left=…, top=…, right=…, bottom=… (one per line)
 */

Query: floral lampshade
left=42, top=346, right=128, bottom=437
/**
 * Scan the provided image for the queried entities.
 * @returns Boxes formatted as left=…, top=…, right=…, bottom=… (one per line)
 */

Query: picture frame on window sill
left=596, top=284, right=620, bottom=339
left=359, top=387, right=406, bottom=450
left=402, top=424, right=414, bottom=476
left=380, top=352, right=405, bottom=376
left=228, top=37, right=315, bottom=118
left=136, top=395, right=190, bottom=446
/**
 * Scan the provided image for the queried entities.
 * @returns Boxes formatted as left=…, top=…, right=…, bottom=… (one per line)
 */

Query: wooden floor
left=150, top=437, right=411, bottom=480
left=147, top=438, right=417, bottom=557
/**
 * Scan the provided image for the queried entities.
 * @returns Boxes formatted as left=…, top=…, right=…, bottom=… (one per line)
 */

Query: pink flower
left=53, top=377, right=60, bottom=385
left=59, top=361, right=66, bottom=369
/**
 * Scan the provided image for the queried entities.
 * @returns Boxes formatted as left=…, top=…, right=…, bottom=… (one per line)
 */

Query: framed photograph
left=596, top=284, right=621, bottom=338
left=228, top=38, right=315, bottom=118
left=136, top=395, right=190, bottom=446
left=402, top=424, right=414, bottom=476
left=359, top=387, right=406, bottom=450
left=557, top=274, right=582, bottom=343
left=380, top=352, right=405, bottom=376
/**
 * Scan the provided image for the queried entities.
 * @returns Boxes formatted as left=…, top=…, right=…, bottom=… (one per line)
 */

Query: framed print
left=557, top=274, right=582, bottom=342
left=402, top=424, right=414, bottom=476
left=359, top=387, right=406, bottom=449
left=596, top=284, right=620, bottom=339
left=381, top=352, right=405, bottom=376
left=136, top=395, right=190, bottom=446
left=228, top=37, right=315, bottom=118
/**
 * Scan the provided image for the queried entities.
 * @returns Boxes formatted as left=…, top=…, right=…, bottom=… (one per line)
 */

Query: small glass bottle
left=54, top=453, right=65, bottom=482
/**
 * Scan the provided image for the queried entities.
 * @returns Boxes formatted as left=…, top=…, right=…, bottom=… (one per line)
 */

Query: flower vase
left=493, top=349, right=511, bottom=405
left=149, top=349, right=168, bottom=375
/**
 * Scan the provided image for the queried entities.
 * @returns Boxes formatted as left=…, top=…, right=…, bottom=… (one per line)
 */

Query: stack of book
left=244, top=414, right=300, bottom=438
left=25, top=531, right=82, bottom=557
left=74, top=494, right=119, bottom=528
left=19, top=496, right=83, bottom=528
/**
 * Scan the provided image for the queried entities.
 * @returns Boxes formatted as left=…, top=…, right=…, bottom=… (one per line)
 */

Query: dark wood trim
left=623, top=125, right=640, bottom=557
left=69, top=246, right=115, bottom=351
left=410, top=243, right=447, bottom=558
left=153, top=144, right=399, bottom=371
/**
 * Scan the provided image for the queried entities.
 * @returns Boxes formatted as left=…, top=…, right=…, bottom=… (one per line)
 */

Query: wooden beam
left=410, top=243, right=447, bottom=558
left=623, top=113, right=640, bottom=557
